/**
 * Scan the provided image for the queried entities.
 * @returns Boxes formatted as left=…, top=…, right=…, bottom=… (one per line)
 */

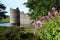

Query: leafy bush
left=0, top=27, right=21, bottom=40
left=36, top=15, right=60, bottom=40
left=0, top=27, right=39, bottom=40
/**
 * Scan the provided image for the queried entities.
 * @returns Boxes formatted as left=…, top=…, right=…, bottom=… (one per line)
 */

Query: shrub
left=36, top=15, right=60, bottom=40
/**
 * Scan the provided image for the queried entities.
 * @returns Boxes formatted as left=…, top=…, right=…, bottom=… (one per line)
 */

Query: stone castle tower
left=10, top=8, right=31, bottom=27
left=10, top=8, right=20, bottom=26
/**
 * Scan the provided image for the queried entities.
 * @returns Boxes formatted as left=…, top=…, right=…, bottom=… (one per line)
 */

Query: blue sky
left=1, top=0, right=29, bottom=15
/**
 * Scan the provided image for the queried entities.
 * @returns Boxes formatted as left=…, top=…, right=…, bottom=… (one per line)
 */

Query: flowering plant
left=34, top=7, right=60, bottom=40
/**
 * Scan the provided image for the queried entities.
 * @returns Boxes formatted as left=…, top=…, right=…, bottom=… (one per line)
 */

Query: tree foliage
left=24, top=0, right=60, bottom=20
left=37, top=15, right=60, bottom=40
left=0, top=3, right=7, bottom=19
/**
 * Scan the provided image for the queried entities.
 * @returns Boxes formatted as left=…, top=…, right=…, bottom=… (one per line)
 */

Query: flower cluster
left=40, top=7, right=59, bottom=21
left=34, top=7, right=60, bottom=36
left=34, top=20, right=43, bottom=36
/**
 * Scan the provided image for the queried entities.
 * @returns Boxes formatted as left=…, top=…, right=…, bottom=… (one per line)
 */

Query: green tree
left=0, top=3, right=7, bottom=19
left=24, top=0, right=60, bottom=20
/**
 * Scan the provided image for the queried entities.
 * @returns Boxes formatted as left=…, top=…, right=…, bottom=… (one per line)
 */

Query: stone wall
left=10, top=8, right=31, bottom=27
left=10, top=8, right=20, bottom=26
left=20, top=11, right=31, bottom=27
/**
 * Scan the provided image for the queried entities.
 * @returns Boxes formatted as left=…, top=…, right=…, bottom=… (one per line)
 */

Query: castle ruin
left=10, top=8, right=31, bottom=27
left=10, top=8, right=20, bottom=26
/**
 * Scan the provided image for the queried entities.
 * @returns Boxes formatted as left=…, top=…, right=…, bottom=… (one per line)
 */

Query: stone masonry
left=10, top=8, right=20, bottom=26
left=10, top=8, right=31, bottom=27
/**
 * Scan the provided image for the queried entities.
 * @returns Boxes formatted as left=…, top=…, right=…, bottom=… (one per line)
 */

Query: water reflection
left=0, top=23, right=10, bottom=26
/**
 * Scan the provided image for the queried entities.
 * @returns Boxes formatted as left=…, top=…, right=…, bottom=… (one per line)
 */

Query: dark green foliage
left=0, top=27, right=21, bottom=40
left=0, top=4, right=6, bottom=10
left=24, top=0, right=60, bottom=20
left=0, top=26, right=9, bottom=31
left=0, top=27, right=39, bottom=40
left=0, top=3, right=7, bottom=19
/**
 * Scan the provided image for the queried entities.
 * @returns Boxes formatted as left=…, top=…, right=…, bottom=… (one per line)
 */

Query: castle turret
left=10, top=7, right=20, bottom=26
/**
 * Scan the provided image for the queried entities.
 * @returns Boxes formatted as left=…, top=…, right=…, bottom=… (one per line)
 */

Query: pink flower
left=45, top=16, right=49, bottom=19
left=48, top=11, right=52, bottom=17
left=34, top=20, right=39, bottom=29
left=54, top=10, right=59, bottom=16
left=40, top=16, right=46, bottom=20
left=41, top=16, right=45, bottom=19
left=37, top=21, right=43, bottom=28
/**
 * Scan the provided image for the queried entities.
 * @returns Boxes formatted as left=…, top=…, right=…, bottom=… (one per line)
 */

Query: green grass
left=0, top=26, right=9, bottom=31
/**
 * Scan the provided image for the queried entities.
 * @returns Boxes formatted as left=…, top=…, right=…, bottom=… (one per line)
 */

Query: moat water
left=0, top=22, right=10, bottom=26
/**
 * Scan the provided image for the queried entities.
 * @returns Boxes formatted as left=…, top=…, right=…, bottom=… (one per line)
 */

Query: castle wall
left=10, top=8, right=20, bottom=26
left=20, top=12, right=30, bottom=24
left=20, top=12, right=31, bottom=27
left=10, top=8, right=32, bottom=27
